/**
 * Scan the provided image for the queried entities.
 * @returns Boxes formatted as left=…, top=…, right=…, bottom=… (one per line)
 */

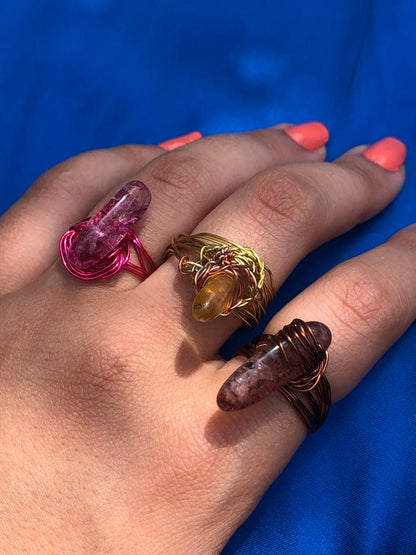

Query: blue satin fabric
left=1, top=1, right=415, bottom=553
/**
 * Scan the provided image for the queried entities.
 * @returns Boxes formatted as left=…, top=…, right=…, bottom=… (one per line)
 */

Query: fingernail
left=284, top=122, right=329, bottom=151
left=362, top=137, right=407, bottom=171
left=68, top=181, right=151, bottom=270
left=159, top=131, right=202, bottom=150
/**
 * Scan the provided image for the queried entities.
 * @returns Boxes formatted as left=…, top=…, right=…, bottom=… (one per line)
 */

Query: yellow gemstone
left=192, top=273, right=237, bottom=322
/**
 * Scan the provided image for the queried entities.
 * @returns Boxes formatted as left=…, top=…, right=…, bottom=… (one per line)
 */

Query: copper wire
left=277, top=319, right=331, bottom=433
left=166, top=233, right=274, bottom=326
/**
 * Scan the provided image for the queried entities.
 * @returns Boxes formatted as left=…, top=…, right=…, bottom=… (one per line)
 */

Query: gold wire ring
left=166, top=233, right=274, bottom=326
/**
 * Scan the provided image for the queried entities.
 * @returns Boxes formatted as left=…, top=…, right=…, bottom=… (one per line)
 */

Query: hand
left=0, top=123, right=413, bottom=553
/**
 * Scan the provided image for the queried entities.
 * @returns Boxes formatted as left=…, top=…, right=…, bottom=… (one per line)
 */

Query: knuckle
left=339, top=157, right=380, bottom=190
left=251, top=170, right=322, bottom=233
left=143, top=153, right=207, bottom=204
left=111, top=143, right=160, bottom=163
left=246, top=130, right=281, bottom=156
left=35, top=160, right=87, bottom=204
left=336, top=158, right=381, bottom=216
left=51, top=170, right=85, bottom=201
left=328, top=262, right=399, bottom=339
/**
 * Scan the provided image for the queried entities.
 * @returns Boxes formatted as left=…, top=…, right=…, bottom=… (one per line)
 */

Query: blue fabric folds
left=0, top=1, right=415, bottom=553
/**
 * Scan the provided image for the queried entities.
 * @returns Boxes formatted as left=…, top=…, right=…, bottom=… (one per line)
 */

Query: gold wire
left=166, top=233, right=274, bottom=326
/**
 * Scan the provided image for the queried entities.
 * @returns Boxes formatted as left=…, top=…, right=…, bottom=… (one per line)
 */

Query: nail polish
left=159, top=131, right=202, bottom=150
left=68, top=181, right=151, bottom=270
left=284, top=122, right=329, bottom=151
left=362, top=137, right=407, bottom=171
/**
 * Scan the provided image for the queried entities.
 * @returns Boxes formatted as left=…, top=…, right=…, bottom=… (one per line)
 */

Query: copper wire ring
left=278, top=319, right=331, bottom=433
left=166, top=233, right=274, bottom=326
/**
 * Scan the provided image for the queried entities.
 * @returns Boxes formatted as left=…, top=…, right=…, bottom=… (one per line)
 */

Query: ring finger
left=0, top=144, right=162, bottom=294
left=209, top=223, right=416, bottom=469
left=198, top=225, right=416, bottom=550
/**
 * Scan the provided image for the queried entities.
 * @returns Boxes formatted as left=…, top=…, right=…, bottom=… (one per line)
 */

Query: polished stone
left=192, top=272, right=236, bottom=322
left=217, top=321, right=331, bottom=411
left=68, top=180, right=151, bottom=270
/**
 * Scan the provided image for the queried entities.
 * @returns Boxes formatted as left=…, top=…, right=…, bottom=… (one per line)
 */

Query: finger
left=203, top=225, right=416, bottom=535
left=0, top=145, right=162, bottom=294
left=152, top=137, right=406, bottom=358
left=125, top=122, right=329, bottom=262
left=59, top=123, right=328, bottom=287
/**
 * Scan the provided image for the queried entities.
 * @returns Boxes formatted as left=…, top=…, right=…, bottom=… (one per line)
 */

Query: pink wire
left=59, top=219, right=156, bottom=281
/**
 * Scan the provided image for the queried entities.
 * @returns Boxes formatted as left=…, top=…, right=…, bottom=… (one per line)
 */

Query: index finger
left=0, top=144, right=162, bottom=294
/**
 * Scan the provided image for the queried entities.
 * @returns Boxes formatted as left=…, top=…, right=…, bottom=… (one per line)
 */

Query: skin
left=0, top=125, right=415, bottom=553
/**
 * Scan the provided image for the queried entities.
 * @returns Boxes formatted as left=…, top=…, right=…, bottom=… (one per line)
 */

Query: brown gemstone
left=217, top=321, right=331, bottom=411
left=192, top=273, right=236, bottom=322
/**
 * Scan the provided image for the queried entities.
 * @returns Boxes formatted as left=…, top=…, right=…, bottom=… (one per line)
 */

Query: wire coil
left=279, top=319, right=330, bottom=433
left=237, top=319, right=330, bottom=431
left=60, top=219, right=156, bottom=281
left=166, top=233, right=274, bottom=326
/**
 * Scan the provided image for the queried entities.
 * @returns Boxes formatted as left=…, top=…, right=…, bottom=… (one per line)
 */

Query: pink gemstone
left=68, top=181, right=151, bottom=270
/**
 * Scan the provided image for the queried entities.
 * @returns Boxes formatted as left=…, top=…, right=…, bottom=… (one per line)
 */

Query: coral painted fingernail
left=284, top=122, right=329, bottom=151
left=68, top=181, right=150, bottom=270
left=362, top=137, right=407, bottom=171
left=159, top=131, right=202, bottom=150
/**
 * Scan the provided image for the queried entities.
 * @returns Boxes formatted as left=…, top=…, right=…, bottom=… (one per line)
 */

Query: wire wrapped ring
left=59, top=180, right=156, bottom=281
left=60, top=219, right=156, bottom=280
left=166, top=233, right=274, bottom=326
left=218, top=319, right=331, bottom=432
left=279, top=319, right=330, bottom=432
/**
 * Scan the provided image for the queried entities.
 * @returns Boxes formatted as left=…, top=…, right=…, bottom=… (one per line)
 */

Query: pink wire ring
left=59, top=180, right=156, bottom=281
left=60, top=220, right=156, bottom=281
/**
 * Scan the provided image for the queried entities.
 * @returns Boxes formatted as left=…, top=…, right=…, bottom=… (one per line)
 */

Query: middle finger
left=145, top=137, right=406, bottom=358
left=127, top=122, right=329, bottom=263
